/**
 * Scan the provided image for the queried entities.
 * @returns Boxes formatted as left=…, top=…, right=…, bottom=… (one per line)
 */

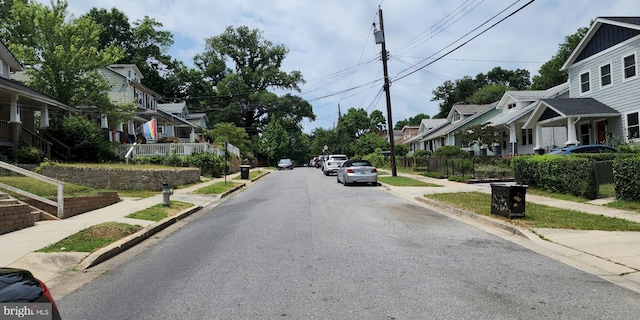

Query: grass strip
left=193, top=181, right=242, bottom=194
left=425, top=192, right=640, bottom=231
left=37, top=222, right=143, bottom=253
left=126, top=200, right=193, bottom=221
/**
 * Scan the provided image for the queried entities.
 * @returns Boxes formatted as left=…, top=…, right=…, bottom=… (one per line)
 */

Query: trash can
left=240, top=165, right=250, bottom=179
left=490, top=183, right=527, bottom=219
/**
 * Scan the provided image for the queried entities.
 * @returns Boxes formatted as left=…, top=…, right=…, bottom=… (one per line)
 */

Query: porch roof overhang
left=490, top=102, right=536, bottom=127
left=136, top=109, right=201, bottom=129
left=523, top=98, right=620, bottom=129
left=0, top=77, right=77, bottom=113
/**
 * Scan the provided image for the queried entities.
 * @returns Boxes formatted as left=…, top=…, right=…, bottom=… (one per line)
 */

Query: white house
left=523, top=17, right=640, bottom=151
left=403, top=118, right=448, bottom=155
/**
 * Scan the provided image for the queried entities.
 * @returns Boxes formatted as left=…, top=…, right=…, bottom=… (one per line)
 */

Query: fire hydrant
left=162, top=180, right=173, bottom=206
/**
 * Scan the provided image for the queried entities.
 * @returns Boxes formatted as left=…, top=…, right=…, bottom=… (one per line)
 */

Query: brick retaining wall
left=39, top=166, right=201, bottom=190
left=0, top=204, right=34, bottom=235
left=23, top=192, right=120, bottom=219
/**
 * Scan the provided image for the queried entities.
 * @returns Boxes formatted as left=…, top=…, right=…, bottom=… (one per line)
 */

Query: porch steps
left=0, top=191, right=59, bottom=222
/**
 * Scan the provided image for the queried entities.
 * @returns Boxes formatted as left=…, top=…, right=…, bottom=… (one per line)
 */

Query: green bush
left=411, top=150, right=431, bottom=157
left=421, top=171, right=445, bottom=178
left=129, top=151, right=226, bottom=177
left=47, top=114, right=120, bottom=162
left=157, top=137, right=181, bottom=143
left=512, top=155, right=598, bottom=199
left=364, top=148, right=388, bottom=168
left=613, top=156, right=640, bottom=200
left=8, top=145, right=43, bottom=164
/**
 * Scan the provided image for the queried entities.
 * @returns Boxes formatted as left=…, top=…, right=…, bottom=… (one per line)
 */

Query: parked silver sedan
left=336, top=159, right=378, bottom=186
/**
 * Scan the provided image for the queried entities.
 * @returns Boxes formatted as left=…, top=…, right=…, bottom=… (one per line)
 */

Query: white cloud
left=40, top=0, right=640, bottom=132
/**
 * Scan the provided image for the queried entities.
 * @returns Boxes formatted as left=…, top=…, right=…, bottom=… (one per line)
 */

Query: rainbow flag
left=142, top=118, right=157, bottom=140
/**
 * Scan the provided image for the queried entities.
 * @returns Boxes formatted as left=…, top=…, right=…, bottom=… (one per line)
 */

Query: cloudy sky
left=51, top=0, right=636, bottom=133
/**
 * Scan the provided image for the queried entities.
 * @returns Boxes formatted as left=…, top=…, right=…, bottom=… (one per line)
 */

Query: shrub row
left=513, top=154, right=640, bottom=200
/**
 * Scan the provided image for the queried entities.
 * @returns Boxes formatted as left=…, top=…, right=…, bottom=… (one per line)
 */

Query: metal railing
left=0, top=161, right=64, bottom=218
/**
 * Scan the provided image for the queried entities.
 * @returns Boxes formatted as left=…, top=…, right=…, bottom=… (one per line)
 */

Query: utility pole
left=374, top=6, right=397, bottom=177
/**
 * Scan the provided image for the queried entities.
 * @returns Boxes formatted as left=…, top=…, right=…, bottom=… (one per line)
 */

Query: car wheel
left=342, top=178, right=349, bottom=186
left=324, top=170, right=328, bottom=176
left=336, top=175, right=341, bottom=183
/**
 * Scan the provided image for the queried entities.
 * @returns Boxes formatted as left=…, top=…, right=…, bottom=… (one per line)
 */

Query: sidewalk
left=1, top=172, right=253, bottom=279
left=2, top=168, right=640, bottom=294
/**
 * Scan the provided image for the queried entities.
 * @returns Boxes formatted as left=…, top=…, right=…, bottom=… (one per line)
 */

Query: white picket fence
left=116, top=142, right=240, bottom=159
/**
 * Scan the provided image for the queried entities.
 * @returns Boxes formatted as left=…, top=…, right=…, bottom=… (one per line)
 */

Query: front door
left=595, top=120, right=607, bottom=144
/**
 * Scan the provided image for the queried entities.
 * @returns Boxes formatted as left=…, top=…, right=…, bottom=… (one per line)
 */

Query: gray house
left=523, top=17, right=640, bottom=151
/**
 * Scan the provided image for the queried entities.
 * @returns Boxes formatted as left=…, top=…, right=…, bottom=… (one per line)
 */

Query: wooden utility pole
left=375, top=6, right=397, bottom=176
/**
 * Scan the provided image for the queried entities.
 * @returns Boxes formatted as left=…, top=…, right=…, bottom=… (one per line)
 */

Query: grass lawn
left=425, top=192, right=640, bottom=231
left=0, top=176, right=98, bottom=197
left=192, top=181, right=242, bottom=194
left=233, top=168, right=269, bottom=180
left=126, top=200, right=193, bottom=221
left=37, top=222, right=143, bottom=253
left=378, top=175, right=443, bottom=187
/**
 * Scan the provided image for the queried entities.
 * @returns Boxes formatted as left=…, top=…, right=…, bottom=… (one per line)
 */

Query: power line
left=394, top=0, right=536, bottom=82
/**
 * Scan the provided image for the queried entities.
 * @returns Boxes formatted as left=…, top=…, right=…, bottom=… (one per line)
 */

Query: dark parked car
left=336, top=159, right=378, bottom=186
left=548, top=144, right=618, bottom=155
left=0, top=267, right=62, bottom=320
left=277, top=158, right=294, bottom=170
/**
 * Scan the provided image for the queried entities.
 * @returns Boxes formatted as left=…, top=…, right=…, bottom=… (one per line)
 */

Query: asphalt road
left=58, top=168, right=640, bottom=319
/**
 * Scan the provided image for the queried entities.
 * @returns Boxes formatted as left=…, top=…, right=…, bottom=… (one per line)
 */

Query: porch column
left=128, top=120, right=135, bottom=134
left=9, top=93, right=20, bottom=123
left=566, top=117, right=579, bottom=146
left=190, top=128, right=196, bottom=142
left=508, top=123, right=517, bottom=155
left=534, top=124, right=544, bottom=154
left=100, top=114, right=109, bottom=128
left=39, top=104, right=50, bottom=129
left=9, top=93, right=21, bottom=145
left=117, top=122, right=124, bottom=143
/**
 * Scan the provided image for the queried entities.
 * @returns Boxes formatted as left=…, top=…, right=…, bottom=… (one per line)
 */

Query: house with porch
left=489, top=82, right=569, bottom=155
left=0, top=40, right=78, bottom=160
left=420, top=102, right=500, bottom=155
left=157, top=102, right=208, bottom=142
left=523, top=17, right=640, bottom=152
left=403, top=118, right=448, bottom=155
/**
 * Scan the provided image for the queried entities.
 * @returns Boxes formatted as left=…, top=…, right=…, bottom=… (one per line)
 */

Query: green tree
left=353, top=133, right=389, bottom=158
left=394, top=144, right=409, bottom=157
left=394, top=113, right=431, bottom=130
left=2, top=0, right=125, bottom=115
left=531, top=25, right=590, bottom=89
left=310, top=127, right=338, bottom=156
left=193, top=26, right=315, bottom=134
left=467, top=84, right=509, bottom=104
left=204, top=122, right=249, bottom=152
left=47, top=114, right=118, bottom=162
left=260, top=119, right=290, bottom=163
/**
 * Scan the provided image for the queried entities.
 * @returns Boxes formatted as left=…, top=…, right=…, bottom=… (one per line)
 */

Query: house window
left=507, top=103, right=516, bottom=109
left=627, top=112, right=640, bottom=139
left=453, top=111, right=461, bottom=122
left=600, top=64, right=611, bottom=87
left=623, top=54, right=637, bottom=80
left=580, top=71, right=590, bottom=93
left=521, top=129, right=533, bottom=145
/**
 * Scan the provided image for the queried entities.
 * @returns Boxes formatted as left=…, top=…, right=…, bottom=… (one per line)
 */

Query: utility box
left=240, top=165, right=250, bottom=179
left=490, top=183, right=527, bottom=219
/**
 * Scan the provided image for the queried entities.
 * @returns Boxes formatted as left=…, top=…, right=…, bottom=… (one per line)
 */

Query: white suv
left=322, top=154, right=348, bottom=176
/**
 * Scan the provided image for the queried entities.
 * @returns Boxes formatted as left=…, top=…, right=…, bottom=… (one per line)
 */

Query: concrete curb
left=413, top=196, right=532, bottom=240
left=78, top=205, right=202, bottom=270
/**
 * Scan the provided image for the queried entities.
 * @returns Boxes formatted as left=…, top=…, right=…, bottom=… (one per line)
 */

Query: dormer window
left=453, top=111, right=461, bottom=122
left=507, top=103, right=516, bottom=110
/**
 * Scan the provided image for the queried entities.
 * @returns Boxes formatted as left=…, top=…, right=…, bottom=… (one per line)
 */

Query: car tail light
left=38, top=279, right=59, bottom=312
left=371, top=168, right=377, bottom=173
left=346, top=169, right=354, bottom=173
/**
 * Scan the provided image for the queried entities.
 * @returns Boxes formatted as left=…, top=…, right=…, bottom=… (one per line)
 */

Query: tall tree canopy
left=83, top=8, right=176, bottom=97
left=431, top=67, right=530, bottom=118
left=1, top=0, right=128, bottom=117
left=193, top=26, right=315, bottom=135
left=531, top=24, right=590, bottom=89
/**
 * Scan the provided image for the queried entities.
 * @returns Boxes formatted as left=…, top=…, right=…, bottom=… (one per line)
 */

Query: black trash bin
left=490, top=183, right=527, bottom=219
left=240, top=165, right=250, bottom=179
